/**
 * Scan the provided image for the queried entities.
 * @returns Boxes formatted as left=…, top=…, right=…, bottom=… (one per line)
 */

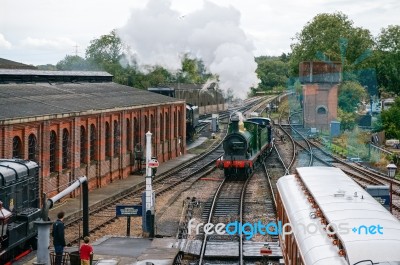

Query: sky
left=1, top=0, right=399, bottom=97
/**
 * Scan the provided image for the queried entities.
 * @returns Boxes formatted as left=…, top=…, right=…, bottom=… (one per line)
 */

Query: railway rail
left=62, top=96, right=275, bottom=246
left=276, top=103, right=400, bottom=217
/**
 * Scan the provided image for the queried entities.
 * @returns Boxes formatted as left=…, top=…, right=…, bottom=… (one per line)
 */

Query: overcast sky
left=1, top=0, right=399, bottom=67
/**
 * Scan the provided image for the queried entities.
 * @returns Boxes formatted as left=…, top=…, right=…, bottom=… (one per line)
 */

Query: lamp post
left=387, top=161, right=397, bottom=213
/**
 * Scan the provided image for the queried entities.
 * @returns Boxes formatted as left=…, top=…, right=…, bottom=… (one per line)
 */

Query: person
left=80, top=236, right=93, bottom=265
left=52, top=211, right=66, bottom=265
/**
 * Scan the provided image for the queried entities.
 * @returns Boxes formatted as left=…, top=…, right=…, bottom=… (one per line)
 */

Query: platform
left=13, top=135, right=210, bottom=265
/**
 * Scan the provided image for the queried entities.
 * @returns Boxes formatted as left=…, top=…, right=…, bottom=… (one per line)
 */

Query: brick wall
left=0, top=102, right=186, bottom=198
left=302, top=83, right=338, bottom=131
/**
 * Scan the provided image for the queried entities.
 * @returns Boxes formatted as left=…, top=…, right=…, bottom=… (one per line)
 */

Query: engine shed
left=149, top=83, right=227, bottom=115
left=0, top=67, right=186, bottom=198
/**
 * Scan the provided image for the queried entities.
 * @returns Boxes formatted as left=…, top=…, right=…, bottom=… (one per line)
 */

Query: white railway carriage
left=276, top=167, right=400, bottom=265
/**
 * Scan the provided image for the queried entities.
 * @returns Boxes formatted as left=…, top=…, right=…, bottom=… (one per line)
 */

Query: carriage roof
left=277, top=167, right=400, bottom=265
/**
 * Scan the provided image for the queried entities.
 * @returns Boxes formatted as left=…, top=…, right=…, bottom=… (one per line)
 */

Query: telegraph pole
left=73, top=44, right=79, bottom=56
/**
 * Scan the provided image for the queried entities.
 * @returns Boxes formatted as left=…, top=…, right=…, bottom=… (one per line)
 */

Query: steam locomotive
left=216, top=114, right=273, bottom=180
left=0, top=159, right=41, bottom=263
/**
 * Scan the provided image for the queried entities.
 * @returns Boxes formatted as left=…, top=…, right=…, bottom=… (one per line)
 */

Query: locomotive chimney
left=230, top=115, right=240, bottom=133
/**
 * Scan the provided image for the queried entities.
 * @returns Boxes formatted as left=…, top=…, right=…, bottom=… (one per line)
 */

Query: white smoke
left=118, top=0, right=260, bottom=99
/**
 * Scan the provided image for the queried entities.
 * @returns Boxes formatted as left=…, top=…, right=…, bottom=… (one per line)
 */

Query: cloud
left=20, top=37, right=76, bottom=50
left=0, top=33, right=12, bottom=49
left=118, top=0, right=259, bottom=99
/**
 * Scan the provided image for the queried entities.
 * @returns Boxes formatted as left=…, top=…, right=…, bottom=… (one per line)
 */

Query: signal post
left=142, top=131, right=158, bottom=237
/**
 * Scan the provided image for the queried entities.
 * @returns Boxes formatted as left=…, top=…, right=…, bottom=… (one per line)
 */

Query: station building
left=0, top=67, right=186, bottom=198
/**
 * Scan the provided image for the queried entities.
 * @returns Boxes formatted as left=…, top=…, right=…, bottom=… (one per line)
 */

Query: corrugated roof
left=0, top=82, right=183, bottom=122
left=0, top=69, right=112, bottom=77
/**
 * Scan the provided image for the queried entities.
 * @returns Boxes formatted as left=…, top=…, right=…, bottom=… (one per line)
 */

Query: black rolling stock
left=0, top=159, right=41, bottom=263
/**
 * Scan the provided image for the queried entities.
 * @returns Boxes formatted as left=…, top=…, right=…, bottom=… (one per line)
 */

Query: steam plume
left=118, top=0, right=259, bottom=99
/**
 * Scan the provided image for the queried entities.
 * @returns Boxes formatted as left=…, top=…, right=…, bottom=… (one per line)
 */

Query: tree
left=374, top=25, right=400, bottom=95
left=256, top=56, right=289, bottom=90
left=381, top=97, right=400, bottom=139
left=289, top=12, right=374, bottom=76
left=338, top=81, right=367, bottom=112
left=337, top=108, right=357, bottom=131
left=146, top=66, right=172, bottom=87
left=56, top=55, right=91, bottom=71
left=86, top=30, right=124, bottom=66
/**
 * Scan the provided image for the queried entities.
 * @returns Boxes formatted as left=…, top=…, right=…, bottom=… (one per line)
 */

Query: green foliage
left=371, top=115, right=384, bottom=132
left=55, top=30, right=215, bottom=90
left=289, top=12, right=374, bottom=76
left=86, top=30, right=124, bottom=68
left=255, top=55, right=289, bottom=90
left=177, top=55, right=210, bottom=84
left=338, top=81, right=367, bottom=112
left=381, top=97, right=400, bottom=139
left=374, top=25, right=400, bottom=95
left=337, top=108, right=357, bottom=131
left=36, top=64, right=57, bottom=70
left=56, top=55, right=92, bottom=71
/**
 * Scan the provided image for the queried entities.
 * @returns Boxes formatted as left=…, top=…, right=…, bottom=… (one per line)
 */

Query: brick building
left=0, top=69, right=186, bottom=197
left=299, top=61, right=342, bottom=131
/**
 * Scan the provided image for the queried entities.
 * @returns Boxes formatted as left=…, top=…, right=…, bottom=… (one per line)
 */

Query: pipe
left=48, top=176, right=88, bottom=209
left=36, top=176, right=88, bottom=265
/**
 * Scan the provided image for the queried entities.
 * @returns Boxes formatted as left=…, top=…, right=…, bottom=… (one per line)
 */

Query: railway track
left=277, top=106, right=400, bottom=217
left=62, top=96, right=274, bottom=246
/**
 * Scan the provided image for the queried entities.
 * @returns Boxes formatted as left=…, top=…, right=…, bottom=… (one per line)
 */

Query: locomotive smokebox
left=230, top=115, right=240, bottom=133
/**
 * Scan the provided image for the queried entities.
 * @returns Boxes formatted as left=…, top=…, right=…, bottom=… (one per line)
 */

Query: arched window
left=12, top=136, right=22, bottom=158
left=80, top=126, right=86, bottom=164
left=126, top=118, right=131, bottom=152
left=134, top=117, right=140, bottom=146
left=317, top=106, right=327, bottom=114
left=28, top=134, right=37, bottom=161
left=173, top=111, right=176, bottom=138
left=90, top=124, right=96, bottom=161
left=62, top=129, right=69, bottom=169
left=105, top=122, right=111, bottom=157
left=178, top=110, right=182, bottom=137
left=50, top=130, right=57, bottom=173
left=166, top=113, right=170, bottom=139
left=113, top=120, right=120, bottom=156
left=160, top=114, right=164, bottom=141
left=151, top=114, right=155, bottom=146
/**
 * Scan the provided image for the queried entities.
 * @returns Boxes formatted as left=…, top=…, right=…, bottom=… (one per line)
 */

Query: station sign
left=116, top=205, right=142, bottom=217
left=148, top=158, right=159, bottom=168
